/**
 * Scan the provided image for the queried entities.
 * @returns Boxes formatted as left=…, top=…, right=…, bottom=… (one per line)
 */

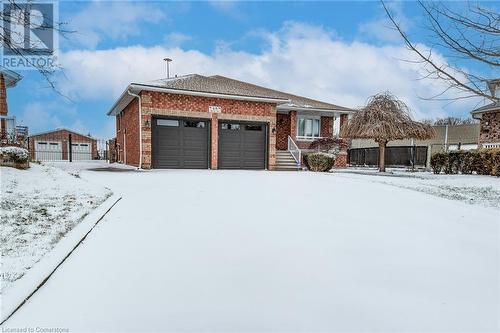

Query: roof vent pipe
left=163, top=58, right=172, bottom=79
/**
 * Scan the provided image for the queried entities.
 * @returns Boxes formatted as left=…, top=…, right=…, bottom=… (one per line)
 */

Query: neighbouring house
left=107, top=74, right=354, bottom=170
left=471, top=79, right=500, bottom=149
left=350, top=123, right=480, bottom=168
left=28, top=128, right=98, bottom=161
left=0, top=67, right=23, bottom=144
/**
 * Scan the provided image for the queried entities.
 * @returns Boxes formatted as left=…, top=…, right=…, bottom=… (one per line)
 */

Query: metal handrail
left=287, top=135, right=301, bottom=167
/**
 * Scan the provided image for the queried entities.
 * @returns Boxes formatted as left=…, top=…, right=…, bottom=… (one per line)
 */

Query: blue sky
left=9, top=0, right=498, bottom=139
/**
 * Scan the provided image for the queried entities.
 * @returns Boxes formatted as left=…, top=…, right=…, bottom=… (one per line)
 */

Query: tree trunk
left=378, top=140, right=387, bottom=172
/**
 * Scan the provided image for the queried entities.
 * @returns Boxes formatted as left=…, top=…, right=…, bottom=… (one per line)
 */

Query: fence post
left=68, top=133, right=72, bottom=162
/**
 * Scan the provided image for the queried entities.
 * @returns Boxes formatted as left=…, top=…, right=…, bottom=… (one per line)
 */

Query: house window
left=297, top=116, right=320, bottom=139
left=221, top=123, right=240, bottom=130
left=245, top=124, right=262, bottom=131
left=157, top=119, right=179, bottom=127
left=184, top=120, right=205, bottom=128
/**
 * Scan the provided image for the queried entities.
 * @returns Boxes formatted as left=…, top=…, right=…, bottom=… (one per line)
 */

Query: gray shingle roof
left=0, top=67, right=22, bottom=87
left=138, top=74, right=353, bottom=111
left=471, top=102, right=500, bottom=115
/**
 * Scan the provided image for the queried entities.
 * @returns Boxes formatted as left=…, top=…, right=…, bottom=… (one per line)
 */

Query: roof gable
left=29, top=128, right=95, bottom=140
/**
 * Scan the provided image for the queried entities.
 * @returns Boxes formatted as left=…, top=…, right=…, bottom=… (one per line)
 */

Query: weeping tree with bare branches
left=342, top=93, right=434, bottom=172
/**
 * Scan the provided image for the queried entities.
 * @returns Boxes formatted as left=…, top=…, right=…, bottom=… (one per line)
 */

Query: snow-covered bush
left=0, top=146, right=29, bottom=163
left=304, top=152, right=336, bottom=172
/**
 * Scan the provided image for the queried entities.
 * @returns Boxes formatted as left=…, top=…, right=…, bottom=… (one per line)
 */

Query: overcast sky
left=11, top=0, right=497, bottom=139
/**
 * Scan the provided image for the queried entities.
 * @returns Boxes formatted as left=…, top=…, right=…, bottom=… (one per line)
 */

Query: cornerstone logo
left=1, top=0, right=59, bottom=70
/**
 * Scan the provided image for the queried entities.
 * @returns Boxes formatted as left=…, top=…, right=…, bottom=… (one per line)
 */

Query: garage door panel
left=218, top=122, right=266, bottom=170
left=152, top=118, right=209, bottom=169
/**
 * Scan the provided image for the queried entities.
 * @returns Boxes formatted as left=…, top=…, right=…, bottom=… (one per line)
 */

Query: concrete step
left=275, top=150, right=301, bottom=171
left=275, top=165, right=301, bottom=171
left=276, top=158, right=297, bottom=163
left=276, top=161, right=300, bottom=166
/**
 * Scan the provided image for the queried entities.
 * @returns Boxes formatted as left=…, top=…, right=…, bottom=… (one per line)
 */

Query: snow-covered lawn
left=334, top=168, right=500, bottom=209
left=4, top=168, right=499, bottom=331
left=0, top=164, right=111, bottom=293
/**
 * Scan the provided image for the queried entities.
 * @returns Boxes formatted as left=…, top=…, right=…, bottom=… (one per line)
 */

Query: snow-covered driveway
left=4, top=170, right=499, bottom=331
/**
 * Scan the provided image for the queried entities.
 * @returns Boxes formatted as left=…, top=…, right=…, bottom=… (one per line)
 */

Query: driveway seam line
left=1, top=196, right=122, bottom=326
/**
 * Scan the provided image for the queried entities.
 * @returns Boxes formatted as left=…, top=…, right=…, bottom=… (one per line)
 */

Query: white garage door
left=71, top=142, right=92, bottom=161
left=35, top=141, right=63, bottom=161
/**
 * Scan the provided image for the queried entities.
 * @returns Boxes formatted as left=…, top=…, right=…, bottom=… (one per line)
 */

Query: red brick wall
left=120, top=91, right=278, bottom=169
left=479, top=111, right=500, bottom=146
left=320, top=116, right=333, bottom=137
left=276, top=113, right=291, bottom=150
left=29, top=129, right=97, bottom=160
left=116, top=98, right=140, bottom=166
left=0, top=74, right=8, bottom=116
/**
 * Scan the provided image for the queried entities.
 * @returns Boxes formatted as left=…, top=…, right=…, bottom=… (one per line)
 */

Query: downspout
left=127, top=90, right=142, bottom=169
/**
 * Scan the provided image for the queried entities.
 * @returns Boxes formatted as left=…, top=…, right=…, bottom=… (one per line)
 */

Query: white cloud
left=57, top=21, right=478, bottom=120
left=68, top=1, right=166, bottom=49
left=163, top=32, right=192, bottom=47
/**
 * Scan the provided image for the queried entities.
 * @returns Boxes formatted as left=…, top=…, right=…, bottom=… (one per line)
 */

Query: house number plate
left=209, top=106, right=222, bottom=113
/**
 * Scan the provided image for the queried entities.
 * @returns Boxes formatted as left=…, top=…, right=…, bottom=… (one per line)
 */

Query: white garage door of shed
left=71, top=142, right=92, bottom=160
left=35, top=141, right=62, bottom=161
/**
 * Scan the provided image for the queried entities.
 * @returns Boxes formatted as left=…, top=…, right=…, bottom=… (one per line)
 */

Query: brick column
left=320, top=116, right=334, bottom=138
left=210, top=113, right=218, bottom=169
left=339, top=114, right=348, bottom=136
left=0, top=74, right=7, bottom=116
left=290, top=111, right=297, bottom=140
left=142, top=113, right=152, bottom=169
left=268, top=111, right=277, bottom=170
left=335, top=113, right=349, bottom=168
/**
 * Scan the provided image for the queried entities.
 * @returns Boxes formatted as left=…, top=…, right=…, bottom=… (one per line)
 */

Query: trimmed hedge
left=430, top=149, right=500, bottom=176
left=304, top=152, right=336, bottom=172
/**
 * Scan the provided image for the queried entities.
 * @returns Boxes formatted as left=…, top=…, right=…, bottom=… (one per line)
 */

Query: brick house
left=472, top=79, right=500, bottom=149
left=107, top=74, right=354, bottom=170
left=28, top=128, right=98, bottom=161
left=0, top=68, right=22, bottom=143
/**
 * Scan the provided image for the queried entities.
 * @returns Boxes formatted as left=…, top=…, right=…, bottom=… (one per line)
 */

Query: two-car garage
left=152, top=117, right=268, bottom=170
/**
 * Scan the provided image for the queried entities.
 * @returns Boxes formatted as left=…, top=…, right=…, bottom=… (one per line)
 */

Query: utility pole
left=163, top=58, right=172, bottom=79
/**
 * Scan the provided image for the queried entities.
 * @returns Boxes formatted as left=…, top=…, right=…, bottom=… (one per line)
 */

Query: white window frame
left=297, top=115, right=321, bottom=140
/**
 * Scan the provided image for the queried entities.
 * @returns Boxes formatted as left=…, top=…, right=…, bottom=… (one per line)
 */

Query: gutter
left=278, top=105, right=355, bottom=114
left=127, top=90, right=142, bottom=169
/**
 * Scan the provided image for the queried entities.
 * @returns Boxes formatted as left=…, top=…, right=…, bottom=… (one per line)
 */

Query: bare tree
left=421, top=117, right=478, bottom=125
left=0, top=0, right=73, bottom=91
left=382, top=1, right=499, bottom=102
left=433, top=117, right=478, bottom=125
left=341, top=92, right=434, bottom=172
